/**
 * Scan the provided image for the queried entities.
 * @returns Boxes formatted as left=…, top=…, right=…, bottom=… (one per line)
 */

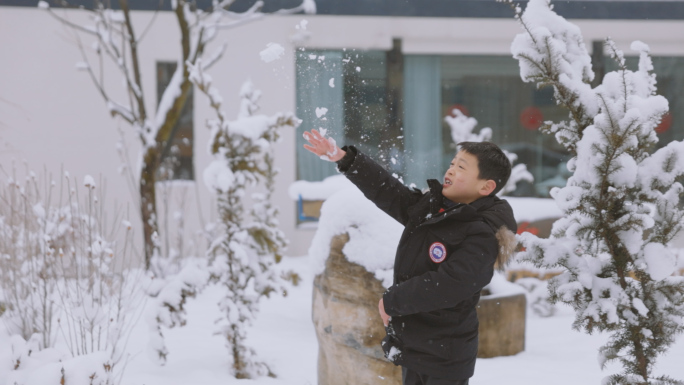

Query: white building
left=1, top=0, right=683, bottom=263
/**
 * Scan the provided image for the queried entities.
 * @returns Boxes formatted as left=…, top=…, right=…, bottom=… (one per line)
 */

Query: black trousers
left=402, top=367, right=470, bottom=385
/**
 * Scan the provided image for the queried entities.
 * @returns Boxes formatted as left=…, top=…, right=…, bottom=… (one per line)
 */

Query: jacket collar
left=426, top=179, right=498, bottom=213
left=427, top=179, right=446, bottom=215
left=421, top=179, right=504, bottom=227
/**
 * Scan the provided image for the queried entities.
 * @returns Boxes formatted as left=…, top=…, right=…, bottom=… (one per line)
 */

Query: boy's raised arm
left=302, top=129, right=422, bottom=226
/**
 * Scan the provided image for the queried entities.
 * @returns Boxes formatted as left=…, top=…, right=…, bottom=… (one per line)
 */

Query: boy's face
left=442, top=151, right=496, bottom=204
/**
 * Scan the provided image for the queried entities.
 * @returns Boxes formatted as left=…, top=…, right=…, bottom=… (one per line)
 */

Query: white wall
left=1, top=6, right=683, bottom=263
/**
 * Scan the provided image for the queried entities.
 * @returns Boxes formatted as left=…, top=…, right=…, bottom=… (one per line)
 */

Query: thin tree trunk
left=135, top=0, right=195, bottom=269
left=141, top=148, right=159, bottom=270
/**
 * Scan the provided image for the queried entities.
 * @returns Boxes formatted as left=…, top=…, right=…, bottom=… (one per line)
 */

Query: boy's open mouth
left=444, top=178, right=452, bottom=186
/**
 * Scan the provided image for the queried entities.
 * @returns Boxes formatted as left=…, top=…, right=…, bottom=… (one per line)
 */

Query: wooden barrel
left=476, top=293, right=527, bottom=358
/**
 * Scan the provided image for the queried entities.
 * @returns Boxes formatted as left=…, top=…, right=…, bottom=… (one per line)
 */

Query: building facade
left=1, top=0, right=683, bottom=261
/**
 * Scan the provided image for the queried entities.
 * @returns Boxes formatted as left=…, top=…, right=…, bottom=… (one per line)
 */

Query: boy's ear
left=480, top=180, right=497, bottom=196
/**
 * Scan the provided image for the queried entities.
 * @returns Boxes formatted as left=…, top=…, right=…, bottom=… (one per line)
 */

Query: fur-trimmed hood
left=472, top=195, right=518, bottom=272
left=494, top=225, right=518, bottom=271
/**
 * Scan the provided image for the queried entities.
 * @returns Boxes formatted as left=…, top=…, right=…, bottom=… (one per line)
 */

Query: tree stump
left=476, top=293, right=527, bottom=358
left=312, top=233, right=401, bottom=385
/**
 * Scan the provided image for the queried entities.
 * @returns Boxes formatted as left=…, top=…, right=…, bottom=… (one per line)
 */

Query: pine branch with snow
left=507, top=0, right=597, bottom=154
left=510, top=1, right=684, bottom=383
left=444, top=108, right=533, bottom=196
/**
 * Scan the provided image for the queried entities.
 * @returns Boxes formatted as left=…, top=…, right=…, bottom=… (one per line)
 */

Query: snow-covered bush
left=0, top=170, right=145, bottom=384
left=445, top=109, right=534, bottom=196
left=145, top=256, right=210, bottom=365
left=146, top=179, right=211, bottom=358
left=0, top=172, right=57, bottom=348
left=514, top=277, right=556, bottom=317
left=184, top=61, right=299, bottom=378
left=508, top=0, right=684, bottom=383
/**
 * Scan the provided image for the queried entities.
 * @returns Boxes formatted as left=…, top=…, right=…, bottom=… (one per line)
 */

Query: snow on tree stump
left=476, top=291, right=527, bottom=358
left=312, top=233, right=401, bottom=385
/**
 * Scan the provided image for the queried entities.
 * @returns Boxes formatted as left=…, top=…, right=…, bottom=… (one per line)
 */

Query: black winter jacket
left=337, top=146, right=518, bottom=380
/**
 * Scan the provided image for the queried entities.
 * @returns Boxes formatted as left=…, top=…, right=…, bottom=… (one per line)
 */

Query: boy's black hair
left=457, top=141, right=512, bottom=196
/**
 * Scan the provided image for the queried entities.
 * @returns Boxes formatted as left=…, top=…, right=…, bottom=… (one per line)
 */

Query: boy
left=304, top=129, right=518, bottom=385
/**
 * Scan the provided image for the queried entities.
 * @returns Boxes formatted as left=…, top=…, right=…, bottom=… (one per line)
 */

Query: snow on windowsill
left=297, top=222, right=319, bottom=230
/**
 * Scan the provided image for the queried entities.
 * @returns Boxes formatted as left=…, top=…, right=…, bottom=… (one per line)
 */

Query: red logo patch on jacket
left=429, top=242, right=447, bottom=263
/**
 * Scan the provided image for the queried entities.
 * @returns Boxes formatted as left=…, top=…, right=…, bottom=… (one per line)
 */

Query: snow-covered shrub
left=445, top=109, right=534, bottom=196
left=185, top=62, right=299, bottom=378
left=145, top=256, right=210, bottom=365
left=514, top=277, right=556, bottom=317
left=0, top=170, right=145, bottom=384
left=0, top=172, right=57, bottom=349
left=508, top=0, right=684, bottom=383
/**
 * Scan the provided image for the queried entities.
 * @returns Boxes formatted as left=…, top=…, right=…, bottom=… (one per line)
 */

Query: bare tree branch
left=45, top=7, right=99, bottom=36
left=136, top=0, right=163, bottom=43
left=120, top=0, right=147, bottom=123
left=203, top=43, right=227, bottom=71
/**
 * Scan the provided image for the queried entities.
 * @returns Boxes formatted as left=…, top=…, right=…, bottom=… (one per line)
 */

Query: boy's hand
left=303, top=128, right=345, bottom=162
left=379, top=298, right=390, bottom=327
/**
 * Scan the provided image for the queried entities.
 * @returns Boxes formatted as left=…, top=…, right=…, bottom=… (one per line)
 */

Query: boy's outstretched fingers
left=302, top=128, right=345, bottom=162
left=302, top=129, right=328, bottom=155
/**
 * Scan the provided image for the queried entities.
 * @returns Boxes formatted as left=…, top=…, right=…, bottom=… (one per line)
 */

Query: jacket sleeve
left=337, top=145, right=423, bottom=226
left=382, top=223, right=498, bottom=316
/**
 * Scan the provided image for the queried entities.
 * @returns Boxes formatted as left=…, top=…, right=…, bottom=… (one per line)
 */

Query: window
left=438, top=55, right=570, bottom=197
left=295, top=51, right=684, bottom=197
left=156, top=61, right=194, bottom=181
left=296, top=49, right=399, bottom=182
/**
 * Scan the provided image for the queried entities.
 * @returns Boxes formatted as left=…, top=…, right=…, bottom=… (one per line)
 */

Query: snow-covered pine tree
left=507, top=0, right=684, bottom=383
left=445, top=109, right=533, bottom=196
left=189, top=59, right=299, bottom=378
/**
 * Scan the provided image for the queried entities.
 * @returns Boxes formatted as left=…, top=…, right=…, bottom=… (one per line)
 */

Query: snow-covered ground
left=1, top=180, right=681, bottom=384
left=116, top=255, right=319, bottom=385
left=2, top=254, right=683, bottom=384
left=130, top=255, right=684, bottom=385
